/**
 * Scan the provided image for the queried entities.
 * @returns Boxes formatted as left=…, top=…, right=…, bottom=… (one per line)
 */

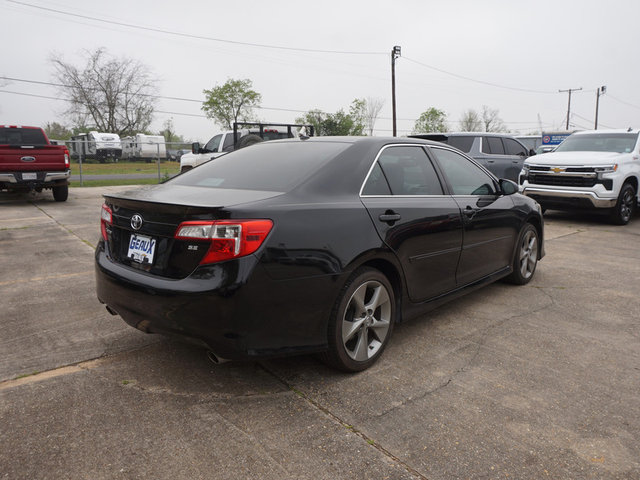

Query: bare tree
left=364, top=97, right=385, bottom=136
left=50, top=48, right=157, bottom=135
left=459, top=109, right=483, bottom=131
left=481, top=105, right=507, bottom=132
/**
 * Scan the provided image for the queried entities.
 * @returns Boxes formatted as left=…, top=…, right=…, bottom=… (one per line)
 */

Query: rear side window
left=446, top=136, right=475, bottom=153
left=0, top=128, right=47, bottom=145
left=172, top=141, right=349, bottom=192
left=364, top=146, right=443, bottom=196
left=222, top=133, right=235, bottom=151
left=483, top=136, right=505, bottom=154
left=362, top=163, right=391, bottom=195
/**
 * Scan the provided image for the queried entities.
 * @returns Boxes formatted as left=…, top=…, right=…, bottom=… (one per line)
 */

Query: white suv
left=519, top=129, right=640, bottom=224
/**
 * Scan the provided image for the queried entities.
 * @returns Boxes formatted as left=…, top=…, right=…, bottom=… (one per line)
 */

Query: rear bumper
left=95, top=245, right=335, bottom=360
left=0, top=169, right=70, bottom=185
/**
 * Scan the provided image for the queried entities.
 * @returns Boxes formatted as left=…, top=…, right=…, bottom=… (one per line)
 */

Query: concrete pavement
left=1, top=187, right=638, bottom=479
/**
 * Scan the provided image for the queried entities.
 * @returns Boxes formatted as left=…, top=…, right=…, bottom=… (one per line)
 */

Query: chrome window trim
left=359, top=143, right=450, bottom=198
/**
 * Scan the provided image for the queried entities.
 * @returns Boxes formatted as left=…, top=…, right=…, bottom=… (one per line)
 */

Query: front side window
left=204, top=134, right=223, bottom=152
left=504, top=138, right=528, bottom=156
left=430, top=147, right=497, bottom=195
left=362, top=146, right=443, bottom=196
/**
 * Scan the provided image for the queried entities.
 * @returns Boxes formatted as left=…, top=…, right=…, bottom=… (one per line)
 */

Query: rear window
left=171, top=141, right=350, bottom=192
left=0, top=127, right=48, bottom=145
left=554, top=133, right=639, bottom=153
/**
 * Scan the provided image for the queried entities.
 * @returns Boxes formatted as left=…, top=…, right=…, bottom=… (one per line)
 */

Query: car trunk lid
left=102, top=185, right=281, bottom=279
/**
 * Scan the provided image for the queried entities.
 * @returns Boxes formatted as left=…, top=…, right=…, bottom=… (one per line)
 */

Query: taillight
left=101, top=204, right=113, bottom=241
left=175, top=219, right=273, bottom=264
left=64, top=148, right=70, bottom=168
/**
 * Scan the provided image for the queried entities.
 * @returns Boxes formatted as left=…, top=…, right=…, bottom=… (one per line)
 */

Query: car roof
left=270, top=135, right=449, bottom=149
left=570, top=128, right=639, bottom=136
left=411, top=132, right=520, bottom=138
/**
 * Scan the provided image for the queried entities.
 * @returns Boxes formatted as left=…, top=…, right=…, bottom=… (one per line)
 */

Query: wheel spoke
left=351, top=284, right=367, bottom=315
left=365, top=284, right=389, bottom=312
left=342, top=317, right=365, bottom=343
left=352, top=329, right=370, bottom=361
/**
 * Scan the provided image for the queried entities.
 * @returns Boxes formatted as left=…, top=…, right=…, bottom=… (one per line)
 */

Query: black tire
left=236, top=134, right=263, bottom=149
left=609, top=183, right=636, bottom=225
left=504, top=223, right=539, bottom=285
left=52, top=185, right=68, bottom=202
left=321, top=267, right=395, bottom=372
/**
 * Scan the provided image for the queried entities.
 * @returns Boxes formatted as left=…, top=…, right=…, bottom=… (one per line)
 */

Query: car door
left=360, top=145, right=463, bottom=302
left=429, top=146, right=520, bottom=286
left=481, top=136, right=509, bottom=179
left=503, top=137, right=530, bottom=180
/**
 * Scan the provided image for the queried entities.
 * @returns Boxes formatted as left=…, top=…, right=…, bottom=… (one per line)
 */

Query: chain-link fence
left=54, top=139, right=192, bottom=185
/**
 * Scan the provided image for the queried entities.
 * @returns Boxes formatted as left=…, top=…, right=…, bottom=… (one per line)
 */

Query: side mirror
left=529, top=149, right=536, bottom=156
left=191, top=142, right=200, bottom=154
left=499, top=178, right=518, bottom=195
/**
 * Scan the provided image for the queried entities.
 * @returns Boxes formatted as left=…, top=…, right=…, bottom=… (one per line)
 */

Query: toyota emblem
left=131, top=214, right=143, bottom=230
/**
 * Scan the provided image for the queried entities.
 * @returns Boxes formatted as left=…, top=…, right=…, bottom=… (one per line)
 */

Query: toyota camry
left=96, top=137, right=544, bottom=372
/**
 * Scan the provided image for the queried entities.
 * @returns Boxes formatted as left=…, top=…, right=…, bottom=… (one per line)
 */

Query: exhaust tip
left=207, top=350, right=229, bottom=365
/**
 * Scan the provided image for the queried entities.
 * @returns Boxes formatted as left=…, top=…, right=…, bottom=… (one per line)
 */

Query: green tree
left=158, top=118, right=185, bottom=143
left=44, top=122, right=73, bottom=140
left=349, top=98, right=366, bottom=136
left=296, top=99, right=366, bottom=136
left=413, top=108, right=448, bottom=134
left=202, top=78, right=262, bottom=130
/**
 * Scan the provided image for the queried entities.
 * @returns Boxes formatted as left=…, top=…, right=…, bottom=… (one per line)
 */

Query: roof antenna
left=628, top=127, right=633, bottom=132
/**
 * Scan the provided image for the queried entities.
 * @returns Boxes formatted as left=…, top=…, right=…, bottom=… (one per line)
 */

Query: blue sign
left=542, top=133, right=571, bottom=145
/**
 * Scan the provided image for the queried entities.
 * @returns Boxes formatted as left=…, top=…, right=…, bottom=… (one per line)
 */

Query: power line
left=608, top=94, right=640, bottom=111
left=403, top=57, right=557, bottom=94
left=7, top=0, right=386, bottom=56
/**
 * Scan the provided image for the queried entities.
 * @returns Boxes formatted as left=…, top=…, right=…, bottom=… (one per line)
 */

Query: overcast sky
left=2, top=0, right=639, bottom=142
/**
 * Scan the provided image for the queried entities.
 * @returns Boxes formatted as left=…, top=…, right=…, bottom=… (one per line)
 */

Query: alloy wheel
left=341, top=280, right=392, bottom=362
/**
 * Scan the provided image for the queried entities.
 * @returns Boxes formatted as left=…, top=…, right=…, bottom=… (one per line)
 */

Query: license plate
left=22, top=173, right=37, bottom=180
left=127, top=234, right=156, bottom=264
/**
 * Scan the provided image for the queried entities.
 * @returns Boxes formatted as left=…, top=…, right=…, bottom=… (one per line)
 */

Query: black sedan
left=96, top=137, right=544, bottom=372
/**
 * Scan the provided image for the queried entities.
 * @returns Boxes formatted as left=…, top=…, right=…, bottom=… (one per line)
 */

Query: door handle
left=464, top=206, right=480, bottom=218
left=379, top=211, right=401, bottom=224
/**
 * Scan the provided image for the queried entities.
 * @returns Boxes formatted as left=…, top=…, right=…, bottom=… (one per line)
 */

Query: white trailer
left=69, top=131, right=122, bottom=163
left=121, top=134, right=167, bottom=162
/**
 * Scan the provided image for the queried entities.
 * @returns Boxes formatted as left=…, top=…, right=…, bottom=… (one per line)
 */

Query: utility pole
left=559, top=87, right=582, bottom=130
left=391, top=45, right=401, bottom=137
left=595, top=85, right=606, bottom=130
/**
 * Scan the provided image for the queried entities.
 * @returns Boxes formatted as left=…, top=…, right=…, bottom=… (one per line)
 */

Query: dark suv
left=410, top=132, right=534, bottom=181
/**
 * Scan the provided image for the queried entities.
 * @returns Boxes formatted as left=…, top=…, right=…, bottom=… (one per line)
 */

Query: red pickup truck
left=0, top=125, right=71, bottom=201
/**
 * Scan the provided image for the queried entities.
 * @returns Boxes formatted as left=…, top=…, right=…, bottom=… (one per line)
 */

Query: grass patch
left=71, top=178, right=162, bottom=188
left=72, top=161, right=180, bottom=176
left=15, top=371, right=39, bottom=380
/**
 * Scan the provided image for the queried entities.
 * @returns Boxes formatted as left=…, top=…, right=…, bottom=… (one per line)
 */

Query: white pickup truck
left=180, top=122, right=312, bottom=173
left=519, top=129, right=640, bottom=225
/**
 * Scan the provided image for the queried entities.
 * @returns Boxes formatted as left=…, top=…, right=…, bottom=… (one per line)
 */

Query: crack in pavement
left=258, top=362, right=429, bottom=480
left=31, top=201, right=96, bottom=250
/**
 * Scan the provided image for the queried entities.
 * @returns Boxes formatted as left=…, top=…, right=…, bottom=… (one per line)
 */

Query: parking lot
left=1, top=186, right=639, bottom=479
